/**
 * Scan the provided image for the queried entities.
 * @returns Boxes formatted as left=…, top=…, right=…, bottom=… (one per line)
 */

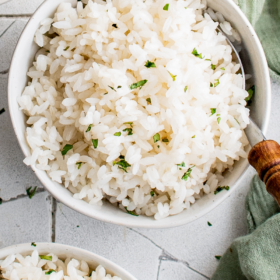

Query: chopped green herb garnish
left=125, top=207, right=139, bottom=216
left=210, top=82, right=213, bottom=87
left=130, top=80, right=148, bottom=90
left=76, top=162, right=82, bottom=169
left=234, top=118, right=240, bottom=124
left=114, top=132, right=121, bottom=136
left=163, top=3, right=169, bottom=10
left=113, top=159, right=131, bottom=173
left=123, top=128, right=133, bottom=135
left=221, top=67, right=225, bottom=70
left=77, top=225, right=79, bottom=228
left=145, top=60, right=156, bottom=68
left=153, top=133, right=160, bottom=143
left=146, top=98, right=151, bottom=104
left=217, top=117, right=221, bottom=124
left=104, top=92, right=108, bottom=95
left=184, top=86, right=188, bottom=92
left=0, top=198, right=2, bottom=205
left=124, top=122, right=133, bottom=127
left=119, top=155, right=125, bottom=159
left=192, top=135, right=195, bottom=138
left=61, top=144, right=73, bottom=155
left=192, top=48, right=203, bottom=59
left=217, top=114, right=220, bottom=116
left=45, top=270, right=55, bottom=275
left=168, top=71, right=177, bottom=81
left=162, top=138, right=169, bottom=142
left=214, top=79, right=220, bottom=87
left=40, top=255, right=52, bottom=261
left=109, top=86, right=116, bottom=92
left=181, top=166, right=195, bottom=181
left=245, top=85, right=255, bottom=103
left=26, top=186, right=37, bottom=199
left=112, top=23, right=118, bottom=28
left=207, top=221, right=212, bottom=226
left=0, top=108, right=5, bottom=115
left=210, top=108, right=216, bottom=116
left=211, top=64, right=216, bottom=70
left=205, top=59, right=211, bottom=61
left=31, top=242, right=36, bottom=247
left=117, top=85, right=122, bottom=88
left=150, top=190, right=155, bottom=196
left=215, top=256, right=222, bottom=260
left=86, top=124, right=92, bottom=132
left=46, top=50, right=50, bottom=53
left=92, top=139, right=98, bottom=149
left=157, top=145, right=160, bottom=148
left=64, top=46, right=69, bottom=51
left=214, top=186, right=230, bottom=195
left=177, top=162, right=185, bottom=168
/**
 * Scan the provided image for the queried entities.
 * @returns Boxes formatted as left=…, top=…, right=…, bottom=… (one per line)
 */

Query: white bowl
left=0, top=243, right=137, bottom=280
left=8, top=0, right=271, bottom=228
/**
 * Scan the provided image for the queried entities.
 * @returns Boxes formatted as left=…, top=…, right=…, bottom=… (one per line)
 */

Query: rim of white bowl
left=8, top=0, right=271, bottom=229
left=0, top=243, right=137, bottom=280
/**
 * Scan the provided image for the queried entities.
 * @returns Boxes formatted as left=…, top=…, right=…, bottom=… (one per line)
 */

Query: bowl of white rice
left=8, top=0, right=270, bottom=227
left=0, top=243, right=136, bottom=280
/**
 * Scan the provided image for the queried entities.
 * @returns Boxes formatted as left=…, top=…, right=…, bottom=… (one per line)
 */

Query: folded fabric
left=238, top=0, right=280, bottom=82
left=211, top=175, right=280, bottom=279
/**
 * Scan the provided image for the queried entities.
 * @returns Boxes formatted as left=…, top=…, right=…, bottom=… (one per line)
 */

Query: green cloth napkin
left=238, top=0, right=280, bottom=82
left=211, top=175, right=280, bottom=280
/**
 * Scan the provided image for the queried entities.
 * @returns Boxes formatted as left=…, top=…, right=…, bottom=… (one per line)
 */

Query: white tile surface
left=0, top=3, right=280, bottom=280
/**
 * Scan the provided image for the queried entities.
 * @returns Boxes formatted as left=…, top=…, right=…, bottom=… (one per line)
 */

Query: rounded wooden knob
left=248, top=140, right=280, bottom=205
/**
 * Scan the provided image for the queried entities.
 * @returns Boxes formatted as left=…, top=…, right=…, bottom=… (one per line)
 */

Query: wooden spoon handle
left=248, top=140, right=280, bottom=206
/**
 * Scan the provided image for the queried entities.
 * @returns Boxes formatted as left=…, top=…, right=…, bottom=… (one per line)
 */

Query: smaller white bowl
left=0, top=243, right=137, bottom=280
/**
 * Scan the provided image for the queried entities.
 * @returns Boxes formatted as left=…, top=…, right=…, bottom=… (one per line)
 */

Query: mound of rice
left=0, top=250, right=122, bottom=280
left=18, top=0, right=249, bottom=219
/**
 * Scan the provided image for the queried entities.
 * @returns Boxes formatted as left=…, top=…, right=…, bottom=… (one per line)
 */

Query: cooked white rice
left=0, top=250, right=122, bottom=280
left=19, top=0, right=249, bottom=220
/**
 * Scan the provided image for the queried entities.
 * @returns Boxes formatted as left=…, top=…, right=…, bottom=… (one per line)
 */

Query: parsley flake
left=211, top=64, right=216, bottom=70
left=61, top=144, right=73, bottom=155
left=168, top=71, right=177, bottom=81
left=119, top=155, right=125, bottom=159
left=184, top=86, right=188, bottom=92
left=205, top=59, right=211, bottom=61
left=112, top=23, right=118, bottom=28
left=114, top=132, right=121, bottom=136
left=214, top=79, right=220, bottom=87
left=214, top=186, right=230, bottom=195
left=162, top=138, right=169, bottom=142
left=145, top=60, right=156, bottom=68
left=215, top=256, right=222, bottom=260
left=192, top=135, right=195, bottom=138
left=113, top=159, right=131, bottom=173
left=76, top=162, right=82, bottom=169
left=104, top=92, right=108, bottom=95
left=177, top=162, right=185, bottom=168
left=92, top=139, right=98, bottom=149
left=123, top=128, right=133, bottom=135
left=46, top=50, right=50, bottom=53
left=235, top=118, right=240, bottom=124
left=109, top=86, right=116, bottom=92
left=181, top=166, right=195, bottom=181
left=64, top=46, right=70, bottom=51
left=210, top=82, right=213, bottom=87
left=45, top=270, right=55, bottom=275
left=26, top=186, right=37, bottom=199
left=40, top=255, right=52, bottom=261
left=0, top=108, right=5, bottom=115
left=217, top=117, right=221, bottom=124
left=86, top=124, right=92, bottom=132
left=130, top=80, right=148, bottom=90
left=210, top=108, right=216, bottom=116
left=192, top=48, right=203, bottom=59
left=163, top=3, right=169, bottom=10
left=146, top=98, right=151, bottom=104
left=221, top=67, right=225, bottom=70
left=207, top=221, right=212, bottom=226
left=125, top=207, right=139, bottom=216
left=245, top=85, right=255, bottom=103
left=117, top=86, right=122, bottom=88
left=31, top=242, right=36, bottom=247
left=150, top=190, right=155, bottom=196
left=153, top=133, right=160, bottom=143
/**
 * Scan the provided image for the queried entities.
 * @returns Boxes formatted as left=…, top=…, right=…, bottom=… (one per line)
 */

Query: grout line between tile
left=0, top=188, right=45, bottom=204
left=0, top=69, right=9, bottom=75
left=0, top=19, right=15, bottom=38
left=0, top=14, right=31, bottom=18
left=51, top=197, right=57, bottom=242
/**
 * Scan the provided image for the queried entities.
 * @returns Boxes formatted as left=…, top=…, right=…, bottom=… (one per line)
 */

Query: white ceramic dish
left=0, top=243, right=137, bottom=280
left=8, top=0, right=271, bottom=228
